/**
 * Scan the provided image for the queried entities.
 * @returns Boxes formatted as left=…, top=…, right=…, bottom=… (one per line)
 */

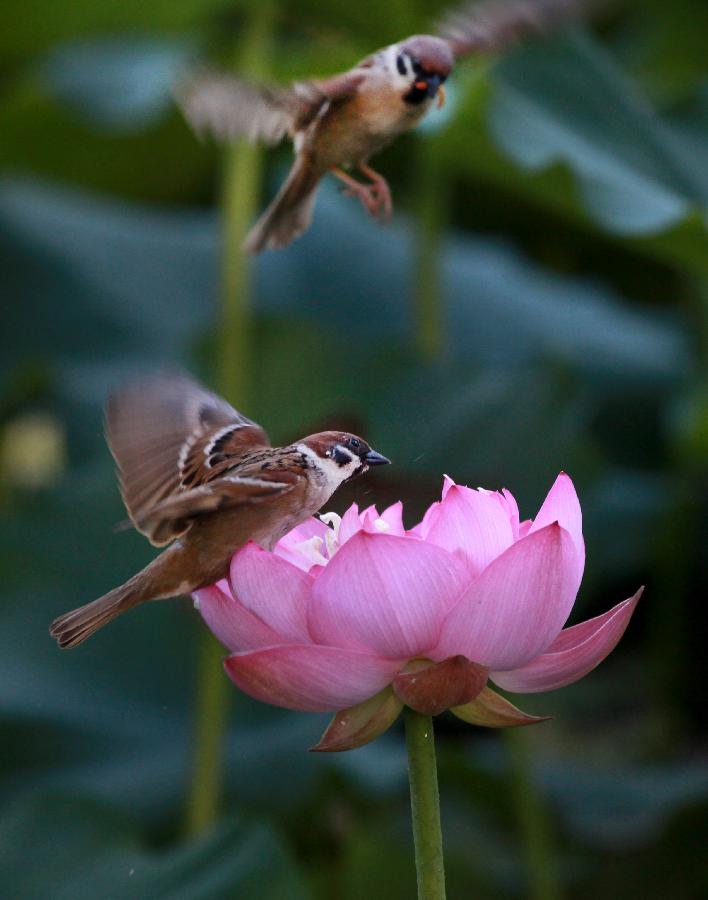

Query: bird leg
left=358, top=163, right=393, bottom=221
left=331, top=165, right=393, bottom=223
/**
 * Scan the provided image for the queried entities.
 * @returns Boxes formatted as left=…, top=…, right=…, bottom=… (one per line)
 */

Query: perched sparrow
left=177, top=0, right=595, bottom=253
left=50, top=374, right=389, bottom=648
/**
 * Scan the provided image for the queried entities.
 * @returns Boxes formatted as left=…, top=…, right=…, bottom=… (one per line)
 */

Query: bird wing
left=175, top=69, right=365, bottom=145
left=105, top=372, right=271, bottom=546
left=437, top=0, right=596, bottom=58
left=133, top=470, right=300, bottom=548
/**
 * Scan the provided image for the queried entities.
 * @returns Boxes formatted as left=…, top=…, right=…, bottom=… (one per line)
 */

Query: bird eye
left=349, top=438, right=361, bottom=450
left=396, top=54, right=407, bottom=77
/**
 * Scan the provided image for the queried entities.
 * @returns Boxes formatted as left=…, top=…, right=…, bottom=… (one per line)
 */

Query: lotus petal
left=424, top=484, right=514, bottom=577
left=435, top=524, right=578, bottom=669
left=338, top=503, right=364, bottom=545
left=230, top=543, right=312, bottom=643
left=309, top=533, right=468, bottom=658
left=195, top=584, right=280, bottom=653
left=529, top=472, right=584, bottom=585
left=492, top=588, right=642, bottom=693
left=225, top=644, right=404, bottom=712
left=274, top=517, right=330, bottom=571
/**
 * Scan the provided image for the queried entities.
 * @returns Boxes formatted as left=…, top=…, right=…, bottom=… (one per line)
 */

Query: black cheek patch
left=332, top=447, right=352, bottom=466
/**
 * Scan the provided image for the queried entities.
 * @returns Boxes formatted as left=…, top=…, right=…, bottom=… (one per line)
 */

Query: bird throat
left=403, top=83, right=431, bottom=105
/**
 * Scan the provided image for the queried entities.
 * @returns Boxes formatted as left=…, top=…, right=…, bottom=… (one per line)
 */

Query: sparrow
left=49, top=373, right=389, bottom=649
left=176, top=0, right=596, bottom=253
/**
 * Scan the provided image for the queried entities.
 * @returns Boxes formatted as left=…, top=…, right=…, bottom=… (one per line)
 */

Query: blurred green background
left=1, top=0, right=707, bottom=897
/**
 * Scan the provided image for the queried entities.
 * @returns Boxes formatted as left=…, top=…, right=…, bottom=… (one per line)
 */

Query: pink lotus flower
left=196, top=473, right=641, bottom=750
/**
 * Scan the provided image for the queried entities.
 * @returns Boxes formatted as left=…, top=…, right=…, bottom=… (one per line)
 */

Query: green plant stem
left=186, top=633, right=231, bottom=835
left=219, top=0, right=276, bottom=399
left=505, top=729, right=561, bottom=900
left=186, top=0, right=275, bottom=837
left=405, top=708, right=446, bottom=900
left=411, top=62, right=489, bottom=362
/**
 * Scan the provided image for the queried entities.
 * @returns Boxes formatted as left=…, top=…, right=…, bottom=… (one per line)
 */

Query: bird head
left=299, top=432, right=390, bottom=484
left=395, top=36, right=454, bottom=106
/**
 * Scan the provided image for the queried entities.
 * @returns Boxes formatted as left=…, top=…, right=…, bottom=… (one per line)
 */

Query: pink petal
left=409, top=500, right=440, bottom=539
left=500, top=489, right=520, bottom=539
left=225, top=644, right=404, bottom=712
left=360, top=506, right=381, bottom=532
left=271, top=544, right=320, bottom=572
left=230, top=543, right=312, bottom=643
left=195, top=584, right=281, bottom=653
left=274, top=517, right=329, bottom=571
left=519, top=520, right=533, bottom=538
left=491, top=588, right=642, bottom=693
left=530, top=473, right=584, bottom=585
left=424, top=484, right=515, bottom=577
left=359, top=503, right=405, bottom=536
left=378, top=501, right=406, bottom=535
left=338, top=503, right=363, bottom=545
left=477, top=487, right=520, bottom=540
left=408, top=476, right=453, bottom=538
left=309, top=533, right=469, bottom=658
left=435, top=523, right=579, bottom=669
left=279, top=517, right=329, bottom=545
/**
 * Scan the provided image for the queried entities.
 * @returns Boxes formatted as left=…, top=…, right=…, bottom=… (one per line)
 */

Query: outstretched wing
left=175, top=69, right=365, bottom=145
left=438, top=0, right=597, bottom=58
left=105, top=372, right=271, bottom=545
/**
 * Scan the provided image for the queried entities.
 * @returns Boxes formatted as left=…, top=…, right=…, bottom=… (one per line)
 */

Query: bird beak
left=436, top=84, right=446, bottom=109
left=364, top=449, right=390, bottom=466
left=425, top=74, right=442, bottom=99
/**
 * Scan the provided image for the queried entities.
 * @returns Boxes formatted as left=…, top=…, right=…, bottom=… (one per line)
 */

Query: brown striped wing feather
left=175, top=69, right=365, bottom=146
left=135, top=470, right=300, bottom=547
left=105, top=373, right=271, bottom=546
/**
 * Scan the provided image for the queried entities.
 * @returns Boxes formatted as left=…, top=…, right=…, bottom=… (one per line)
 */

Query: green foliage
left=0, top=796, right=307, bottom=899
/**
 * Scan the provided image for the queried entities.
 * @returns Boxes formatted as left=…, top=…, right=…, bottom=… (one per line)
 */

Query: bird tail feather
left=49, top=575, right=146, bottom=649
left=243, top=159, right=320, bottom=254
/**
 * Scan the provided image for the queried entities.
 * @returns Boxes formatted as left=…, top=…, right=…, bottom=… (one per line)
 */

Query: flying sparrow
left=176, top=0, right=596, bottom=253
left=49, top=373, right=389, bottom=648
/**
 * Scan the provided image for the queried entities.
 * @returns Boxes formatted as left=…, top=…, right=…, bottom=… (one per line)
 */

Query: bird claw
left=342, top=179, right=392, bottom=223
left=369, top=180, right=393, bottom=223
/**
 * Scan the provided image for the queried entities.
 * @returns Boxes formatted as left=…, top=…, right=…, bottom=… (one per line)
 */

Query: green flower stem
left=219, top=0, right=275, bottom=402
left=186, top=0, right=276, bottom=836
left=411, top=62, right=489, bottom=363
left=186, top=634, right=231, bottom=834
left=505, top=729, right=562, bottom=900
left=405, top=707, right=446, bottom=900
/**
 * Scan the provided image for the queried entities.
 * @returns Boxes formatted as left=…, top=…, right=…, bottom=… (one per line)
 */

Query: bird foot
left=332, top=166, right=393, bottom=223
left=342, top=180, right=392, bottom=223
